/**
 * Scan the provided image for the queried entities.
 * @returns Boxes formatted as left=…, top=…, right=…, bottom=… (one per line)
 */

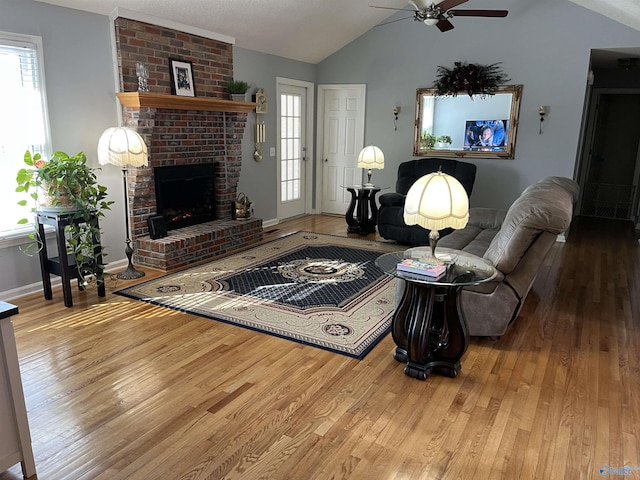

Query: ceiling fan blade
left=435, top=0, right=468, bottom=11
left=436, top=18, right=455, bottom=32
left=376, top=15, right=415, bottom=26
left=448, top=9, right=508, bottom=17
left=409, top=0, right=428, bottom=10
left=369, top=5, right=419, bottom=12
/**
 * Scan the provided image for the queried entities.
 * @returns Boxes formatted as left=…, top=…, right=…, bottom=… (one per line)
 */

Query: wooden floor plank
left=1, top=215, right=639, bottom=480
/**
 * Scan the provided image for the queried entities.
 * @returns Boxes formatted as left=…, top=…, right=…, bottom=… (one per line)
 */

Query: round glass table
left=376, top=248, right=498, bottom=380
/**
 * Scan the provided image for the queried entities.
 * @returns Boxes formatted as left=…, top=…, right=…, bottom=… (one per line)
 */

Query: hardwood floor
left=2, top=215, right=639, bottom=480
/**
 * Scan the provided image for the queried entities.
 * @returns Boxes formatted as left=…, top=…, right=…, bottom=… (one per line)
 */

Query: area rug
left=116, top=232, right=401, bottom=359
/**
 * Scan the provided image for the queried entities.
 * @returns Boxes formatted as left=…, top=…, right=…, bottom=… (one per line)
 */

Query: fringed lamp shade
left=357, top=145, right=384, bottom=186
left=97, top=127, right=148, bottom=167
left=403, top=170, right=469, bottom=260
left=96, top=126, right=148, bottom=280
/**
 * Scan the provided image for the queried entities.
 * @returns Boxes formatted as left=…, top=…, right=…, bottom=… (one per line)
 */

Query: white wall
left=233, top=47, right=316, bottom=223
left=2, top=0, right=640, bottom=297
left=0, top=0, right=121, bottom=295
left=316, top=0, right=640, bottom=209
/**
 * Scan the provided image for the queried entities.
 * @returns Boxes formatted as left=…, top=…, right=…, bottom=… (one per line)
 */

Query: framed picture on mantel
left=169, top=57, right=195, bottom=97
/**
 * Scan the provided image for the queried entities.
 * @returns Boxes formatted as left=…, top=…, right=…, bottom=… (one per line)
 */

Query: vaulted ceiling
left=568, top=0, right=640, bottom=33
left=34, top=0, right=640, bottom=64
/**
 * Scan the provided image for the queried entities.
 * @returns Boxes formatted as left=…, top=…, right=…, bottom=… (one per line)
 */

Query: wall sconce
left=617, top=57, right=639, bottom=71
left=539, top=105, right=549, bottom=135
left=393, top=105, right=401, bottom=131
left=254, top=121, right=265, bottom=161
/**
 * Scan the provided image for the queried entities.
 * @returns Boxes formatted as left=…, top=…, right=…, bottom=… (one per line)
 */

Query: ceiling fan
left=371, top=0, right=508, bottom=32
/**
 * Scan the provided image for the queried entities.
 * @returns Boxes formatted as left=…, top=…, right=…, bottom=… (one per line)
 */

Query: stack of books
left=396, top=258, right=447, bottom=280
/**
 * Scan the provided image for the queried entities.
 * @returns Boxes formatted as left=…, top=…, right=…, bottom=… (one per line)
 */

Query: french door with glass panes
left=278, top=83, right=307, bottom=219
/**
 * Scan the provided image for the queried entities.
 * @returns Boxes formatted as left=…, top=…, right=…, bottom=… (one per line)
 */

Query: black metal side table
left=345, top=185, right=381, bottom=235
left=376, top=248, right=497, bottom=380
left=36, top=211, right=106, bottom=307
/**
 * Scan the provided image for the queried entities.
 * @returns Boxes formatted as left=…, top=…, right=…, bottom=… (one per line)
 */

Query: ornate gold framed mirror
left=414, top=84, right=523, bottom=159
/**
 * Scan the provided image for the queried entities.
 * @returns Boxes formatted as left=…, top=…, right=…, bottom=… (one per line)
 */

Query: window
left=280, top=93, right=302, bottom=202
left=0, top=31, right=50, bottom=241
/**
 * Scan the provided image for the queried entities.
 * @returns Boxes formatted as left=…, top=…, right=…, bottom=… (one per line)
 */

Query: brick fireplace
left=113, top=16, right=262, bottom=270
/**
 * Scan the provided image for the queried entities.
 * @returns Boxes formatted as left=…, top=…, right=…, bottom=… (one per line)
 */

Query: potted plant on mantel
left=436, top=135, right=452, bottom=149
left=226, top=79, right=251, bottom=102
left=15, top=150, right=114, bottom=287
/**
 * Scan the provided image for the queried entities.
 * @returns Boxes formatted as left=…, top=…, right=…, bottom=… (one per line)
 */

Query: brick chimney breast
left=113, top=17, right=262, bottom=270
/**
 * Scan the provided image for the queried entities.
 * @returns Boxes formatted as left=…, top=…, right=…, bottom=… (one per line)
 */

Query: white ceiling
left=568, top=0, right=640, bottom=33
left=33, top=0, right=640, bottom=64
left=34, top=0, right=409, bottom=64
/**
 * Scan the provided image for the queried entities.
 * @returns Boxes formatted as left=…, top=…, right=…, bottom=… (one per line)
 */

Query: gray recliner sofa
left=397, top=176, right=579, bottom=337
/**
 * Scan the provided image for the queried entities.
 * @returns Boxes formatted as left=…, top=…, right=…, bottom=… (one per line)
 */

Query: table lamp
left=403, top=169, right=469, bottom=262
left=357, top=145, right=384, bottom=187
left=97, top=126, right=148, bottom=279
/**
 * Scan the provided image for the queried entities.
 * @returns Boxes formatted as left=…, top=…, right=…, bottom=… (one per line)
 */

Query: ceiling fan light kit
left=617, top=57, right=640, bottom=70
left=372, top=0, right=508, bottom=32
left=423, top=17, right=440, bottom=25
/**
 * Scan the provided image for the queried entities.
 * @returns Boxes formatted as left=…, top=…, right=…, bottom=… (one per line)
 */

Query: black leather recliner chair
left=377, top=158, right=477, bottom=245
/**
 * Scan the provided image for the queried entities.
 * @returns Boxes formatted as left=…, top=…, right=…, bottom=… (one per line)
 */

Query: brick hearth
left=136, top=219, right=262, bottom=271
left=113, top=16, right=262, bottom=270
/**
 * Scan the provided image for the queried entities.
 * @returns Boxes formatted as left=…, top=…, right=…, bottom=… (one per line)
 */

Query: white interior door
left=278, top=83, right=308, bottom=220
left=318, top=85, right=366, bottom=215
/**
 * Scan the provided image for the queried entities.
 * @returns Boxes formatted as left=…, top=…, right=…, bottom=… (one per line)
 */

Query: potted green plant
left=436, top=135, right=452, bottom=148
left=420, top=131, right=437, bottom=149
left=16, top=150, right=114, bottom=287
left=226, top=80, right=250, bottom=101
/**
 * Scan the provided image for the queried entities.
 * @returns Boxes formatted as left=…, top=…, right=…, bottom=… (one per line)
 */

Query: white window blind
left=0, top=32, right=50, bottom=240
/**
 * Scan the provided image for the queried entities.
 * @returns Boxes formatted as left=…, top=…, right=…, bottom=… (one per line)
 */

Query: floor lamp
left=97, top=127, right=149, bottom=279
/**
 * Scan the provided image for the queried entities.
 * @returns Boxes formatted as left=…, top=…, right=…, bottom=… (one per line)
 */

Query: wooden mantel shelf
left=115, top=92, right=256, bottom=113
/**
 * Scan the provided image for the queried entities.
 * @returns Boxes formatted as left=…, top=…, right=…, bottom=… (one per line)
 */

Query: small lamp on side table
left=403, top=169, right=469, bottom=262
left=357, top=145, right=384, bottom=187
left=97, top=126, right=149, bottom=279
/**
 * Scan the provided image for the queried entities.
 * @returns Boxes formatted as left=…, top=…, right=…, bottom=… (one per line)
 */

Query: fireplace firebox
left=154, top=163, right=217, bottom=231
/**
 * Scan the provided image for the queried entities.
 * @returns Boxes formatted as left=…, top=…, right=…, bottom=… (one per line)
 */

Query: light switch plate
left=270, top=147, right=276, bottom=157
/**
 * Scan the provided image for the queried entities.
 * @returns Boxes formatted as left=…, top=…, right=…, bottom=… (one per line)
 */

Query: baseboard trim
left=262, top=218, right=280, bottom=228
left=0, top=259, right=129, bottom=302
